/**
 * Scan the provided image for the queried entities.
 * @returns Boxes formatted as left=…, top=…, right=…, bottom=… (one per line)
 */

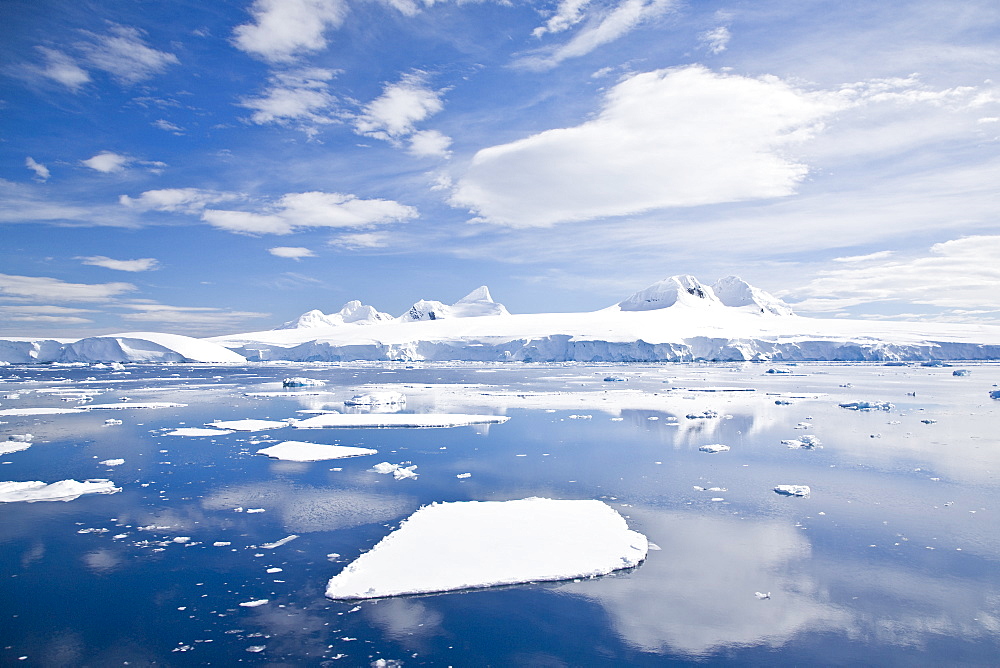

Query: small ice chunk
left=99, top=459, right=125, bottom=466
left=456, top=473, right=472, bottom=479
left=104, top=419, right=123, bottom=426
left=206, top=419, right=289, bottom=432
left=256, top=441, right=377, bottom=462
left=325, top=498, right=648, bottom=599
left=839, top=401, right=894, bottom=411
left=774, top=485, right=811, bottom=497
left=167, top=427, right=234, bottom=436
left=698, top=444, right=730, bottom=453
left=246, top=645, right=266, bottom=652
left=266, top=567, right=283, bottom=573
left=7, top=434, right=33, bottom=442
left=239, top=599, right=269, bottom=607
left=246, top=508, right=266, bottom=513
left=344, top=391, right=406, bottom=406
left=173, top=536, right=191, bottom=543
left=260, top=534, right=299, bottom=549
left=371, top=462, right=418, bottom=480
left=213, top=542, right=231, bottom=547
left=0, top=479, right=120, bottom=503
left=283, top=377, right=325, bottom=387
left=755, top=591, right=771, bottom=600
left=781, top=435, right=822, bottom=450
left=686, top=410, right=719, bottom=419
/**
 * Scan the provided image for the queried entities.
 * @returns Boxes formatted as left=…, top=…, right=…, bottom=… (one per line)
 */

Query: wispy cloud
left=77, top=24, right=179, bottom=84
left=0, top=305, right=95, bottom=325
left=78, top=256, right=160, bottom=272
left=699, top=26, right=730, bottom=54
left=25, top=157, right=50, bottom=181
left=30, top=47, right=90, bottom=90
left=328, top=231, right=393, bottom=249
left=239, top=68, right=340, bottom=132
left=116, top=303, right=270, bottom=327
left=232, top=0, right=349, bottom=63
left=120, top=188, right=242, bottom=214
left=81, top=151, right=131, bottom=173
left=0, top=273, right=136, bottom=303
left=268, top=246, right=316, bottom=259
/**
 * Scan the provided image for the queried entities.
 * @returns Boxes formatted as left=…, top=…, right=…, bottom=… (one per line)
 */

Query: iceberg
left=698, top=444, right=731, bottom=453
left=257, top=441, right=378, bottom=462
left=282, top=377, right=326, bottom=388
left=773, top=485, right=811, bottom=497
left=0, top=479, right=121, bottom=503
left=325, top=498, right=648, bottom=599
left=294, top=413, right=509, bottom=429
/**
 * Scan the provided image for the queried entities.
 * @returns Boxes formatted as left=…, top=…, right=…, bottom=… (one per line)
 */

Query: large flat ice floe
left=295, top=413, right=509, bottom=429
left=325, top=498, right=648, bottom=599
left=0, top=479, right=121, bottom=502
left=257, top=441, right=378, bottom=462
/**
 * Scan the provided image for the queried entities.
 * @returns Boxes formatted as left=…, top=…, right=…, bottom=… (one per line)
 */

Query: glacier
left=3, top=275, right=1000, bottom=363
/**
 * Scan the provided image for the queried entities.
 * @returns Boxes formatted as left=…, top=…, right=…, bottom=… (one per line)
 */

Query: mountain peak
left=618, top=275, right=718, bottom=311
left=711, top=276, right=794, bottom=316
left=401, top=286, right=510, bottom=321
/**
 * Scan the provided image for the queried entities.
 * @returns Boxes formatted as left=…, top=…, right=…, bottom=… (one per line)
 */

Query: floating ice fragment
left=7, top=434, right=32, bottom=442
left=245, top=645, right=266, bottom=652
left=920, top=419, right=937, bottom=424
left=84, top=402, right=186, bottom=410
left=839, top=401, right=893, bottom=411
left=266, top=567, right=282, bottom=573
left=213, top=542, right=231, bottom=547
left=698, top=444, right=730, bottom=453
left=325, top=498, right=648, bottom=599
left=774, top=485, right=811, bottom=497
left=567, top=414, right=592, bottom=420
left=755, top=591, right=771, bottom=600
left=206, top=419, right=290, bottom=432
left=456, top=473, right=472, bottom=479
left=781, top=435, right=822, bottom=449
left=256, top=441, right=377, bottom=462
left=246, top=508, right=265, bottom=513
left=952, top=369, right=971, bottom=376
left=104, top=419, right=122, bottom=426
left=239, top=599, right=269, bottom=607
left=344, top=391, right=405, bottom=406
left=173, top=536, right=191, bottom=543
left=99, top=459, right=125, bottom=466
left=283, top=377, right=325, bottom=387
left=686, top=410, right=719, bottom=419
left=167, top=427, right=234, bottom=436
left=0, top=441, right=31, bottom=456
left=260, top=535, right=298, bottom=549
left=0, top=479, right=120, bottom=502
left=295, top=413, right=509, bottom=429
left=603, top=376, right=628, bottom=382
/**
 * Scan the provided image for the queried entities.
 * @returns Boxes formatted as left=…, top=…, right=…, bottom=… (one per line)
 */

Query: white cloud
left=699, top=26, right=730, bottom=54
left=0, top=273, right=135, bottom=303
left=120, top=188, right=241, bottom=214
left=116, top=303, right=270, bottom=326
left=81, top=151, right=131, bottom=173
left=239, top=68, right=339, bottom=129
left=517, top=0, right=676, bottom=70
left=268, top=246, right=316, bottom=259
left=408, top=129, right=452, bottom=157
left=328, top=231, right=392, bottom=249
left=78, top=24, right=179, bottom=84
left=532, top=0, right=593, bottom=37
left=25, top=157, right=50, bottom=181
left=202, top=191, right=417, bottom=236
left=0, top=305, right=95, bottom=325
left=832, top=250, right=895, bottom=263
left=788, top=236, right=1000, bottom=315
left=450, top=65, right=843, bottom=227
left=78, top=256, right=160, bottom=272
left=232, top=0, right=348, bottom=63
left=354, top=72, right=446, bottom=143
left=152, top=119, right=184, bottom=134
left=32, top=47, right=90, bottom=90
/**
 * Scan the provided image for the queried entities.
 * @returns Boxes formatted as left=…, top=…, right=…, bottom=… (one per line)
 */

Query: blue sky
left=2, top=0, right=999, bottom=337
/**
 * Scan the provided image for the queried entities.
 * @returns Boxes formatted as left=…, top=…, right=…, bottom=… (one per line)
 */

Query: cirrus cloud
left=0, top=273, right=135, bottom=303
left=78, top=256, right=160, bottom=272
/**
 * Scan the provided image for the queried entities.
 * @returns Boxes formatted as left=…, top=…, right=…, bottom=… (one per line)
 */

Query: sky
left=1, top=0, right=999, bottom=338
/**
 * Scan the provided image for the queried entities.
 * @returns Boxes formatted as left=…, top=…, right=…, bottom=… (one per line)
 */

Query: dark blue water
left=1, top=362, right=999, bottom=665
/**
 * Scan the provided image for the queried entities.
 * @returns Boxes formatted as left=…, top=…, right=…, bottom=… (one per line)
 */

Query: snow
left=774, top=485, right=811, bottom=497
left=0, top=479, right=121, bottom=502
left=278, top=300, right=392, bottom=329
left=325, top=498, right=648, bottom=599
left=257, top=441, right=377, bottom=462
left=344, top=391, right=406, bottom=406
left=699, top=444, right=731, bottom=453
left=400, top=286, right=510, bottom=322
left=206, top=419, right=290, bottom=431
left=60, top=332, right=246, bottom=363
left=167, top=427, right=234, bottom=436
left=294, top=413, right=510, bottom=429
left=0, top=441, right=31, bottom=456
left=282, top=377, right=326, bottom=387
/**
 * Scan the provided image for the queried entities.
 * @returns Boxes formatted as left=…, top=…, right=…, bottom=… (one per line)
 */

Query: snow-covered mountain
left=401, top=286, right=510, bottom=321
left=4, top=276, right=1000, bottom=363
left=278, top=300, right=393, bottom=329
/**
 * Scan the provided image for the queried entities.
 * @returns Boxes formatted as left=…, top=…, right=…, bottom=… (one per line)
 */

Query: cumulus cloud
left=0, top=273, right=135, bottom=302
left=268, top=246, right=316, bottom=259
left=78, top=256, right=160, bottom=272
left=354, top=72, right=448, bottom=150
left=517, top=0, right=676, bottom=69
left=699, top=26, right=730, bottom=54
left=77, top=24, right=179, bottom=84
left=232, top=0, right=348, bottom=63
left=25, top=157, right=50, bottom=181
left=450, top=65, right=843, bottom=227
left=31, top=47, right=90, bottom=90
left=788, top=236, right=1000, bottom=315
left=202, top=191, right=417, bottom=235
left=239, top=68, right=339, bottom=130
left=81, top=151, right=131, bottom=173
left=119, top=188, right=241, bottom=214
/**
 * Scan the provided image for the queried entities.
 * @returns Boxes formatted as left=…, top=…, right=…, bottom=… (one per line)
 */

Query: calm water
left=1, top=361, right=999, bottom=666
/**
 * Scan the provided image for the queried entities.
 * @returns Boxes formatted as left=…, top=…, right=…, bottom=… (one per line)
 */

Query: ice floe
left=698, top=444, right=730, bottom=453
left=84, top=402, right=186, bottom=410
left=167, top=427, right=235, bottom=436
left=260, top=535, right=299, bottom=549
left=282, top=377, right=326, bottom=387
left=781, top=435, right=822, bottom=449
left=99, top=459, right=125, bottom=466
left=325, top=498, right=648, bottom=599
left=239, top=599, right=270, bottom=607
left=372, top=462, right=418, bottom=480
left=257, top=441, right=378, bottom=462
left=0, top=479, right=121, bottom=502
left=206, top=419, right=291, bottom=431
left=773, top=485, right=811, bottom=497
left=344, top=391, right=406, bottom=406
left=839, top=401, right=894, bottom=411
left=294, top=413, right=509, bottom=429
left=0, top=441, right=31, bottom=456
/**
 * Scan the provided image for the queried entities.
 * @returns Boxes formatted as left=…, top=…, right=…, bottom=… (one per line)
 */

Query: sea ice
left=839, top=401, right=894, bottom=411
left=167, top=427, right=235, bottom=436
left=257, top=441, right=378, bottom=462
left=205, top=419, right=290, bottom=431
left=0, top=407, right=82, bottom=416
left=371, top=462, right=418, bottom=480
left=7, top=434, right=33, bottom=442
left=83, top=402, right=186, bottom=410
left=699, top=444, right=730, bottom=453
left=0, top=479, right=121, bottom=502
left=260, top=535, right=299, bottom=549
left=294, top=413, right=509, bottom=429
left=239, top=599, right=269, bottom=607
left=99, top=459, right=125, bottom=466
left=344, top=391, right=406, bottom=406
left=325, top=498, right=648, bottom=599
left=0, top=441, right=31, bottom=456
left=773, top=485, right=811, bottom=497
left=282, top=377, right=325, bottom=387
left=781, top=435, right=822, bottom=449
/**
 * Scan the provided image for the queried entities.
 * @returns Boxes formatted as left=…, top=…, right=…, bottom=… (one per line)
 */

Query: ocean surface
left=2, top=361, right=999, bottom=666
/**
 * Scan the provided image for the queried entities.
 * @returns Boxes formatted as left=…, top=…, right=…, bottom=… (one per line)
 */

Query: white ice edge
left=295, top=413, right=509, bottom=429
left=256, top=441, right=378, bottom=462
left=0, top=479, right=121, bottom=503
left=325, top=498, right=648, bottom=600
